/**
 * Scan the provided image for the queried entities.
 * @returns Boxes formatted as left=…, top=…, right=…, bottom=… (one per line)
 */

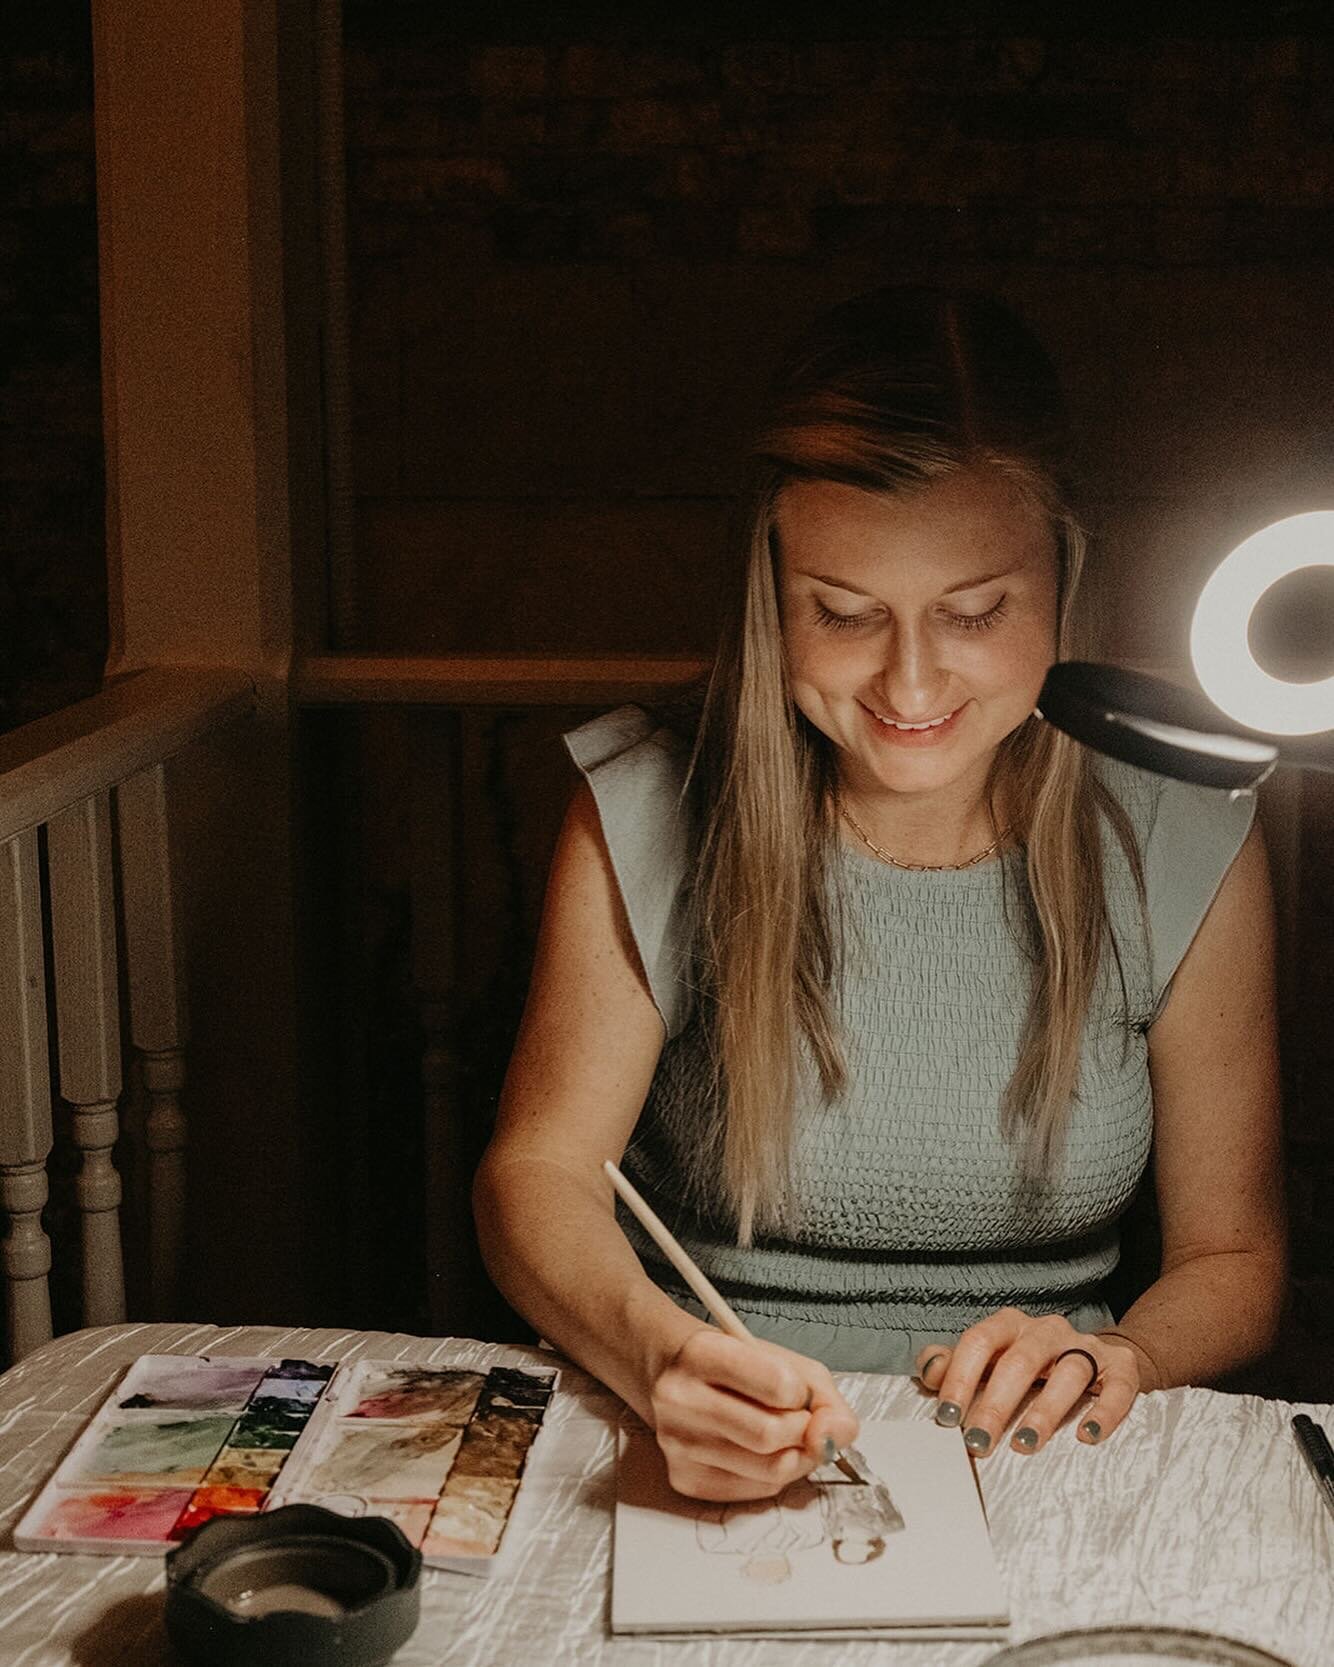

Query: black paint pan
left=165, top=1504, right=422, bottom=1667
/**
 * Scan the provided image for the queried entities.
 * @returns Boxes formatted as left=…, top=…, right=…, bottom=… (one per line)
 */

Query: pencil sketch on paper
left=694, top=1452, right=907, bottom=1583
left=613, top=1421, right=1009, bottom=1637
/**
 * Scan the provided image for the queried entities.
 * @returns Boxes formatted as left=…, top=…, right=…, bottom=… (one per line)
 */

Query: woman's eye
left=814, top=601, right=877, bottom=632
left=948, top=600, right=1008, bottom=632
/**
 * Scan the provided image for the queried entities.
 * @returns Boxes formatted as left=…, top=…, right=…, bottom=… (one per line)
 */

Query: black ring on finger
left=1051, top=1346, right=1101, bottom=1394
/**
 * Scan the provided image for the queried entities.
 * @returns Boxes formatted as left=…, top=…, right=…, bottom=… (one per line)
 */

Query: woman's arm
left=472, top=781, right=856, bottom=1499
left=915, top=814, right=1286, bottom=1455
left=1108, top=814, right=1287, bottom=1387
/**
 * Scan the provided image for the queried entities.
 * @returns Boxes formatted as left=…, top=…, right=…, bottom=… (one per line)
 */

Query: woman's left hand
left=913, top=1309, right=1150, bottom=1456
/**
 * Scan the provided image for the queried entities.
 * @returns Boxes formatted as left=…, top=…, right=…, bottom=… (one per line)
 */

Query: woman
left=473, top=289, right=1286, bottom=1502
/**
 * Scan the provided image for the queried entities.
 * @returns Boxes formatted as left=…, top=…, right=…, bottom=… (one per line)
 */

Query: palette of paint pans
left=988, top=1627, right=1298, bottom=1666
left=15, top=1354, right=558, bottom=1577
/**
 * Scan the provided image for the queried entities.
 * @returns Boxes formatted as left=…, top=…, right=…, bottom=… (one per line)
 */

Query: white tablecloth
left=0, top=1323, right=1330, bottom=1666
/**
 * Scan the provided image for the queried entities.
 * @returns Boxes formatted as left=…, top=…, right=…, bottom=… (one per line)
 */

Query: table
left=0, top=1322, right=1330, bottom=1666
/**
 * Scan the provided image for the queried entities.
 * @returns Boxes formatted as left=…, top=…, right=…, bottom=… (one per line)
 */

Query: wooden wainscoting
left=295, top=655, right=703, bottom=1338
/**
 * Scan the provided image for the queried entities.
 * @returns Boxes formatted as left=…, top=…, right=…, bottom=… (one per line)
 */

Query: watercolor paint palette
left=15, top=1354, right=557, bottom=1576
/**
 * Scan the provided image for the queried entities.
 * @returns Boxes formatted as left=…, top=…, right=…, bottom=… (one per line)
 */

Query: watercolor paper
left=422, top=1476, right=519, bottom=1559
left=67, top=1415, right=238, bottom=1488
left=32, top=1489, right=196, bottom=1546
left=295, top=1496, right=437, bottom=1543
left=171, top=1486, right=268, bottom=1539
left=202, top=1446, right=289, bottom=1489
left=269, top=1359, right=336, bottom=1381
left=15, top=1354, right=556, bottom=1575
left=228, top=1406, right=308, bottom=1449
left=269, top=1360, right=556, bottom=1574
left=304, top=1421, right=465, bottom=1499
left=15, top=1355, right=332, bottom=1555
left=612, top=1421, right=1009, bottom=1639
left=256, top=1376, right=326, bottom=1404
left=347, top=1366, right=485, bottom=1423
left=115, top=1358, right=267, bottom=1412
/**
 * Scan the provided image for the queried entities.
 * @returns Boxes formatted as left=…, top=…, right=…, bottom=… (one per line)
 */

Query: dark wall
left=0, top=2, right=105, bottom=734
left=343, top=8, right=1334, bottom=672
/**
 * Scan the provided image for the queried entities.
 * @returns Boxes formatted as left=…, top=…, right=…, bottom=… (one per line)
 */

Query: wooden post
left=47, top=792, right=127, bottom=1329
left=0, top=831, right=54, bottom=1358
left=91, top=0, right=331, bottom=1320
left=117, top=763, right=189, bottom=1319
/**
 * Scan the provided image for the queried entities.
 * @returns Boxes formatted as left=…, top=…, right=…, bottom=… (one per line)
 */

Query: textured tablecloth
left=0, top=1323, right=1330, bottom=1666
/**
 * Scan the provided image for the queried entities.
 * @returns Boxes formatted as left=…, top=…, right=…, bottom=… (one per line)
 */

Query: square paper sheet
left=613, top=1419, right=1009, bottom=1640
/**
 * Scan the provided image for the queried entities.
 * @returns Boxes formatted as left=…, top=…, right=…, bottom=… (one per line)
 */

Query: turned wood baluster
left=116, top=763, right=189, bottom=1320
left=0, top=829, right=55, bottom=1357
left=47, top=791, right=127, bottom=1328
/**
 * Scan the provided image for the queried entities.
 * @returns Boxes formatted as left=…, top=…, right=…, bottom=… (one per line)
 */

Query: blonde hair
left=680, top=290, right=1145, bottom=1246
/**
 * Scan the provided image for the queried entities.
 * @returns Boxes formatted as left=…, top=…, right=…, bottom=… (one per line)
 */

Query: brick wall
left=0, top=2, right=105, bottom=735
left=343, top=11, right=1334, bottom=1385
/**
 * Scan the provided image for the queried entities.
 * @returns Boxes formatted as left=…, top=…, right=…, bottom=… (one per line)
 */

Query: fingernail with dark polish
left=935, top=1401, right=962, bottom=1428
left=1081, top=1419, right=1102, bottom=1442
left=822, top=1436, right=837, bottom=1463
left=1014, top=1427, right=1039, bottom=1452
left=963, top=1427, right=992, bottom=1456
left=919, top=1352, right=946, bottom=1383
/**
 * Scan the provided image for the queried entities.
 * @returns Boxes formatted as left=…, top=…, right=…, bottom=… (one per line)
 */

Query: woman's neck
left=835, top=774, right=1010, bottom=870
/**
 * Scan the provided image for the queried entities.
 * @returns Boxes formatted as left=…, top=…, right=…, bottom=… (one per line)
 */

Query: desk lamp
left=1038, top=512, right=1334, bottom=785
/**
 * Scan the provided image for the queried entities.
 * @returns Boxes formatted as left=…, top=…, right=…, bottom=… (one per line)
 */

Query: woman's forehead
left=773, top=470, right=1057, bottom=586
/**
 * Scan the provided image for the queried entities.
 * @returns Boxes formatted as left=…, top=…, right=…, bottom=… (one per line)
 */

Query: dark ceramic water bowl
left=165, top=1504, right=422, bottom=1667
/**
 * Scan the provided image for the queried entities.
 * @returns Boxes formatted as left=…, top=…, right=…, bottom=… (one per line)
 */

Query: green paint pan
left=165, top=1504, right=422, bottom=1667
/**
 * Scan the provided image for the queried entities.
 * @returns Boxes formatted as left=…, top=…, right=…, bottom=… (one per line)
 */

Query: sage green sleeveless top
left=565, top=706, right=1255, bottom=1373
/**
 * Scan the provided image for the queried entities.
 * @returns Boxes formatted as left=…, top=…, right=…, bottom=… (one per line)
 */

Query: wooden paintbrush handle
left=602, top=1159, right=751, bottom=1340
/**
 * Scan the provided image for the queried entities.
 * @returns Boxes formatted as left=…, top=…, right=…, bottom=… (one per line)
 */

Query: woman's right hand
left=648, top=1325, right=859, bottom=1501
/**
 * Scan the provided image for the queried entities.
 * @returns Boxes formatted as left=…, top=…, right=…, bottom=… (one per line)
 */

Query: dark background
left=4, top=2, right=1333, bottom=1392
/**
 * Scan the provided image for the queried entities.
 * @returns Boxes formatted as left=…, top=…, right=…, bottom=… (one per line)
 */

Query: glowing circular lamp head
left=1190, top=511, right=1334, bottom=735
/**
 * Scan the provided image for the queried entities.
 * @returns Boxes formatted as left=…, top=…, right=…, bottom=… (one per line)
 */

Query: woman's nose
left=872, top=625, right=950, bottom=718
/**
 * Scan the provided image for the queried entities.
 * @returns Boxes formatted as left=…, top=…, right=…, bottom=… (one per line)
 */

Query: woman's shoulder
left=564, top=703, right=691, bottom=782
left=562, top=705, right=695, bottom=1038
left=1089, top=751, right=1258, bottom=1012
left=1090, top=751, right=1255, bottom=860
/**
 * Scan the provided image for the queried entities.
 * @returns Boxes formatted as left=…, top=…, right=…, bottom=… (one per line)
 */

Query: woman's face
left=776, top=467, right=1061, bottom=807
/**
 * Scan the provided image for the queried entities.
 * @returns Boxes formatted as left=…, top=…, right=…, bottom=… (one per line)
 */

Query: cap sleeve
left=563, top=706, right=694, bottom=1040
left=1143, top=775, right=1257, bottom=1021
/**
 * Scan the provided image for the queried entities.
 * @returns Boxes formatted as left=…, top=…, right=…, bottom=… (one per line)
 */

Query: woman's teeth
left=875, top=710, right=956, bottom=731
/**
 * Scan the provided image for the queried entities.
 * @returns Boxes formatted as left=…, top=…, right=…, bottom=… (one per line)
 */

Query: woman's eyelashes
left=812, top=598, right=1009, bottom=634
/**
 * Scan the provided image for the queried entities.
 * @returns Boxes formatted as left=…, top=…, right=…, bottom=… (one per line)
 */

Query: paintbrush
left=602, top=1158, right=869, bottom=1485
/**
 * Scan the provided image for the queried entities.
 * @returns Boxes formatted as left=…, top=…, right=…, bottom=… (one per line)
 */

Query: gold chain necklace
left=838, top=799, right=1011, bottom=872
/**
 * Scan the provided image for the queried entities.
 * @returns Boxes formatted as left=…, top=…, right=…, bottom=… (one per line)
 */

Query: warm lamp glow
left=1189, top=511, right=1334, bottom=735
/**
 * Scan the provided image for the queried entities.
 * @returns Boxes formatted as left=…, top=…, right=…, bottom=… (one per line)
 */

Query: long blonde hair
left=680, top=289, right=1145, bottom=1246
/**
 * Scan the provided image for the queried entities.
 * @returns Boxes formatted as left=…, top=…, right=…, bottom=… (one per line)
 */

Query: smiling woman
left=777, top=470, right=1058, bottom=857
left=472, top=287, right=1285, bottom=1504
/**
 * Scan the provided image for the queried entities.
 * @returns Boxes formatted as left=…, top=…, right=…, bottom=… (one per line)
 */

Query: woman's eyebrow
left=795, top=565, right=1023, bottom=597
left=939, top=566, right=1023, bottom=596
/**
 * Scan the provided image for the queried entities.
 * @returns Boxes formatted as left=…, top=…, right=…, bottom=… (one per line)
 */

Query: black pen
left=1292, top=1414, right=1334, bottom=1525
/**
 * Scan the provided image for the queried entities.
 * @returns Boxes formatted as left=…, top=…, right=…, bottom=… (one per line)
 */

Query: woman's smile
left=860, top=699, right=969, bottom=745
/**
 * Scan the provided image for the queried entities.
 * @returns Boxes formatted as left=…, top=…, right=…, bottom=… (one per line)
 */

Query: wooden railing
left=294, top=653, right=706, bottom=707
left=0, top=668, right=255, bottom=1360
